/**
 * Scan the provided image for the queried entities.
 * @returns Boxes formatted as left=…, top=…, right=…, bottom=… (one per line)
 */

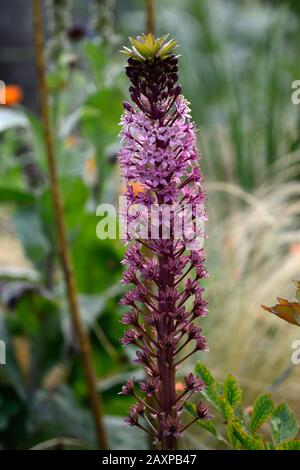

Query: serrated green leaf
left=194, top=363, right=220, bottom=409
left=223, top=374, right=242, bottom=408
left=249, top=394, right=274, bottom=435
left=195, top=363, right=215, bottom=387
left=216, top=382, right=224, bottom=396
left=218, top=397, right=234, bottom=423
left=195, top=419, right=219, bottom=437
left=277, top=440, right=300, bottom=450
left=202, top=387, right=220, bottom=409
left=271, top=403, right=299, bottom=445
left=228, top=420, right=265, bottom=450
left=226, top=421, right=240, bottom=449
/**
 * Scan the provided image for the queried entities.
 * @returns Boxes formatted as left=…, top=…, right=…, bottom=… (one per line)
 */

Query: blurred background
left=0, top=0, right=300, bottom=450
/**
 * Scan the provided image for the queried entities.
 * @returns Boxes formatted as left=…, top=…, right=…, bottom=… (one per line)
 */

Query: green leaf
left=195, top=362, right=215, bottom=387
left=218, top=397, right=234, bottom=423
left=226, top=420, right=240, bottom=449
left=13, top=207, right=51, bottom=267
left=81, top=87, right=123, bottom=149
left=27, top=387, right=96, bottom=445
left=249, top=394, right=274, bottom=435
left=194, top=362, right=220, bottom=408
left=0, top=187, right=35, bottom=205
left=25, top=111, right=47, bottom=168
left=0, top=312, right=26, bottom=400
left=223, top=374, right=242, bottom=408
left=277, top=440, right=300, bottom=450
left=84, top=42, right=108, bottom=84
left=79, top=284, right=123, bottom=327
left=27, top=387, right=148, bottom=450
left=271, top=403, right=299, bottom=445
left=227, top=420, right=265, bottom=450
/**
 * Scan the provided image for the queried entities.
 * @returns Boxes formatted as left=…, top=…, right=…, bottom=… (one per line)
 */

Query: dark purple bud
left=134, top=348, right=152, bottom=365
left=158, top=333, right=178, bottom=350
left=173, top=306, right=189, bottom=323
left=184, top=323, right=203, bottom=340
left=169, top=56, right=178, bottom=65
left=119, top=378, right=135, bottom=395
left=120, top=328, right=141, bottom=346
left=123, top=101, right=134, bottom=113
left=193, top=298, right=208, bottom=318
left=140, top=377, right=160, bottom=397
left=185, top=278, right=201, bottom=295
left=67, top=24, right=86, bottom=42
left=162, top=287, right=178, bottom=303
left=120, top=310, right=139, bottom=325
left=184, top=373, right=204, bottom=392
left=174, top=85, right=182, bottom=97
left=124, top=403, right=145, bottom=426
left=195, top=401, right=213, bottom=420
left=166, top=79, right=174, bottom=90
left=195, top=336, right=207, bottom=351
left=144, top=311, right=160, bottom=327
left=162, top=415, right=182, bottom=439
left=121, top=267, right=137, bottom=285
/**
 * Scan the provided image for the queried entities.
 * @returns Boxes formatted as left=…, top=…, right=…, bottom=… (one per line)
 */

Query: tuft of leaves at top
left=121, top=33, right=177, bottom=62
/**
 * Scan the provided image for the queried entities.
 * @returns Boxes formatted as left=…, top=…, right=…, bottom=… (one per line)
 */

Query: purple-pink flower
left=118, top=34, right=209, bottom=450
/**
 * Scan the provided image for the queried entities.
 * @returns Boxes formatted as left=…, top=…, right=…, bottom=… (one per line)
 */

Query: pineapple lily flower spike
left=118, top=34, right=210, bottom=450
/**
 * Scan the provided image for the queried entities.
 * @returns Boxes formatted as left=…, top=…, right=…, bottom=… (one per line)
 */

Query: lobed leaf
left=194, top=363, right=219, bottom=408
left=249, top=394, right=274, bottom=435
left=218, top=397, right=234, bottom=423
left=276, top=440, right=300, bottom=450
left=223, top=374, right=242, bottom=408
left=194, top=362, right=215, bottom=387
left=227, top=420, right=265, bottom=450
left=271, top=403, right=299, bottom=445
